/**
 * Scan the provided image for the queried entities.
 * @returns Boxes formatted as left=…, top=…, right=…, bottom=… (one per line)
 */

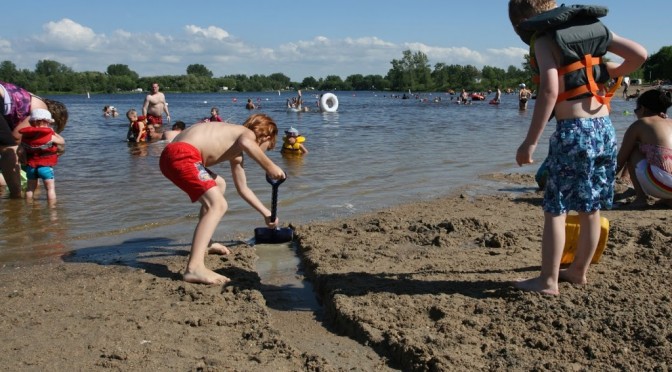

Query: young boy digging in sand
left=160, top=113, right=285, bottom=285
left=508, top=1, right=647, bottom=295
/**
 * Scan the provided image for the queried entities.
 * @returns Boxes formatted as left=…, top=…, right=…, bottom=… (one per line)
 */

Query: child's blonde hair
left=508, top=0, right=557, bottom=44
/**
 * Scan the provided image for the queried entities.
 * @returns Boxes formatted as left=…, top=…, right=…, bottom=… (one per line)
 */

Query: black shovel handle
left=266, top=175, right=286, bottom=221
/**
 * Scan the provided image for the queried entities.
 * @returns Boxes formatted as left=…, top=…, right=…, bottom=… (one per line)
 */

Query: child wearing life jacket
left=18, top=109, right=65, bottom=203
left=281, top=127, right=308, bottom=155
left=126, top=109, right=147, bottom=143
left=508, top=1, right=647, bottom=295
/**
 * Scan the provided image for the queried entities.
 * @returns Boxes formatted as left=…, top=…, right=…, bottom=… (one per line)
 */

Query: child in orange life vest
left=126, top=109, right=147, bottom=142
left=17, top=109, right=65, bottom=203
left=508, top=0, right=647, bottom=295
left=281, top=127, right=308, bottom=155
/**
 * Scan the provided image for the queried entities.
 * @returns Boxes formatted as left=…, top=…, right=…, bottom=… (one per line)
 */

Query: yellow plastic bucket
left=561, top=214, right=609, bottom=264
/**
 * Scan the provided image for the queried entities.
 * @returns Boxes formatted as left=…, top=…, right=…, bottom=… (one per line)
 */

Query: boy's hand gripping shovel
left=254, top=175, right=293, bottom=244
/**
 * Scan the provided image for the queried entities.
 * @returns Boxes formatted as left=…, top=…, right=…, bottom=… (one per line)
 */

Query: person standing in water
left=142, top=82, right=170, bottom=127
left=518, top=83, right=532, bottom=110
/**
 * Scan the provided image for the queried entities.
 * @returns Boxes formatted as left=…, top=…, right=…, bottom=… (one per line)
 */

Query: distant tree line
left=0, top=46, right=658, bottom=95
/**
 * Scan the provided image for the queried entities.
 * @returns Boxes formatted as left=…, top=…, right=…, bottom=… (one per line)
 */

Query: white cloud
left=184, top=25, right=230, bottom=41
left=6, top=18, right=529, bottom=81
left=37, top=19, right=101, bottom=50
left=0, top=38, right=12, bottom=54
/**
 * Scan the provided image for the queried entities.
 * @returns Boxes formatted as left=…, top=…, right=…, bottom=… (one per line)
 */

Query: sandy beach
left=0, top=172, right=670, bottom=371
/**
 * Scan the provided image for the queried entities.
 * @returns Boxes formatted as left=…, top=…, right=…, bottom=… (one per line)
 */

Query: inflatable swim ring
left=320, top=93, right=339, bottom=112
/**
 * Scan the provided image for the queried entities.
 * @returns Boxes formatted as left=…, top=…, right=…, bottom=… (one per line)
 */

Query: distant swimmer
left=246, top=99, right=256, bottom=110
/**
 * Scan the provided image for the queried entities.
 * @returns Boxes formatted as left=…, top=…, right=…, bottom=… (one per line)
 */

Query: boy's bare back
left=173, top=122, right=253, bottom=166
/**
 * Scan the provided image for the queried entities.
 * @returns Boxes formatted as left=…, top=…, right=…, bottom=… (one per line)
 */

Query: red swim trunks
left=147, top=114, right=163, bottom=125
left=160, top=142, right=217, bottom=202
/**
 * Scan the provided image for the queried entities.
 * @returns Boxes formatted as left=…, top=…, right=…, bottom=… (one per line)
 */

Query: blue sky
left=2, top=1, right=669, bottom=81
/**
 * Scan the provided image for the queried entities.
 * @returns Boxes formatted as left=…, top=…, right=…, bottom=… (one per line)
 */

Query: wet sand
left=0, top=173, right=670, bottom=370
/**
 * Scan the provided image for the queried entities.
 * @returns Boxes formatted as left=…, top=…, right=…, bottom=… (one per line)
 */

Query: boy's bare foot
left=511, top=277, right=559, bottom=296
left=208, top=242, right=232, bottom=255
left=558, top=269, right=587, bottom=285
left=183, top=267, right=231, bottom=285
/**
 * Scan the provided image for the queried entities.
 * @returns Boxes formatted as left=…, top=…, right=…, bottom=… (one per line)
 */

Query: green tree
left=643, top=46, right=672, bottom=82
left=431, top=63, right=451, bottom=91
left=345, top=74, right=366, bottom=90
left=386, top=50, right=433, bottom=91
left=268, top=73, right=291, bottom=90
left=480, top=65, right=506, bottom=88
left=366, top=74, right=390, bottom=91
left=320, top=75, right=344, bottom=90
left=35, top=60, right=73, bottom=76
left=300, top=76, right=318, bottom=89
left=186, top=64, right=213, bottom=78
left=34, top=60, right=75, bottom=92
left=0, top=61, right=19, bottom=81
left=107, top=64, right=139, bottom=80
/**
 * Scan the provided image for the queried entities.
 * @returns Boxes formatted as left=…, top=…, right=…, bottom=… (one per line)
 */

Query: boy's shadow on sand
left=61, top=237, right=271, bottom=287
left=61, top=237, right=540, bottom=310
left=61, top=237, right=188, bottom=280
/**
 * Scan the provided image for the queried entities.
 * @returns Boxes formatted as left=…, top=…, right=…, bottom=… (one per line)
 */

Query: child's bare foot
left=558, top=269, right=587, bottom=285
left=511, top=277, right=559, bottom=296
left=208, top=242, right=232, bottom=255
left=183, top=267, right=231, bottom=285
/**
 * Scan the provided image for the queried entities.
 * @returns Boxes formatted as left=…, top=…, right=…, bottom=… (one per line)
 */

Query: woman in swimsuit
left=616, top=88, right=672, bottom=208
left=0, top=81, right=68, bottom=198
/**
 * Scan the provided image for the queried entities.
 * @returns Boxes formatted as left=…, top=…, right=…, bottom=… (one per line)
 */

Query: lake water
left=0, top=91, right=638, bottom=264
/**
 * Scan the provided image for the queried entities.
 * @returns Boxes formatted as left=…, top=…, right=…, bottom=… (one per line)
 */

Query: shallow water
left=0, top=91, right=638, bottom=264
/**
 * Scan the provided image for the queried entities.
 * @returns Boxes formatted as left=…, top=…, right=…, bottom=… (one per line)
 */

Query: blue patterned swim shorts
left=543, top=116, right=617, bottom=215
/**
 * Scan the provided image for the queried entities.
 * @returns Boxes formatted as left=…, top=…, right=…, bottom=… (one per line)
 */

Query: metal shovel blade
left=254, top=227, right=294, bottom=244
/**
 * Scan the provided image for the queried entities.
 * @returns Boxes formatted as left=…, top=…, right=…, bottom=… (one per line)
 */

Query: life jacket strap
left=555, top=54, right=622, bottom=112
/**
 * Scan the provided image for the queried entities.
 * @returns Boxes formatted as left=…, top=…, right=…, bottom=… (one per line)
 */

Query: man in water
left=142, top=82, right=170, bottom=127
left=518, top=83, right=532, bottom=110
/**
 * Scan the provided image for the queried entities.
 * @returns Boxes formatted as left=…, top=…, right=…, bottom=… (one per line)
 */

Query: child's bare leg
left=0, top=146, right=22, bottom=198
left=513, top=212, right=565, bottom=295
left=44, top=178, right=56, bottom=203
left=25, top=179, right=38, bottom=200
left=560, top=211, right=600, bottom=285
left=627, top=150, right=649, bottom=203
left=200, top=177, right=230, bottom=255
left=184, top=188, right=230, bottom=285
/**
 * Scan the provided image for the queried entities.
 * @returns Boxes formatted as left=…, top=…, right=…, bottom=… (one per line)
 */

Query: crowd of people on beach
left=1, top=0, right=670, bottom=293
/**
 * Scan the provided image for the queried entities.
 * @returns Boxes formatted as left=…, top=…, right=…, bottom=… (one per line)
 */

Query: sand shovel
left=254, top=175, right=293, bottom=244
